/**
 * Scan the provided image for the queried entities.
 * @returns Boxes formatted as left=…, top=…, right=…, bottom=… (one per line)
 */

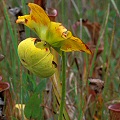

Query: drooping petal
left=60, top=36, right=92, bottom=54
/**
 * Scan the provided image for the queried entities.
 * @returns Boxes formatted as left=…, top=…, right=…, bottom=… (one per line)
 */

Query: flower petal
left=16, top=3, right=50, bottom=40
left=46, top=22, right=72, bottom=45
left=28, top=3, right=50, bottom=26
left=60, top=36, right=92, bottom=54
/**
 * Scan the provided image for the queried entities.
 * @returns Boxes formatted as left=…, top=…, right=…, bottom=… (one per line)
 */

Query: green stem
left=58, top=51, right=66, bottom=120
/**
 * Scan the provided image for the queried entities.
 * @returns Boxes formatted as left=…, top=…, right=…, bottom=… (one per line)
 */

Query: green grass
left=0, top=0, right=120, bottom=120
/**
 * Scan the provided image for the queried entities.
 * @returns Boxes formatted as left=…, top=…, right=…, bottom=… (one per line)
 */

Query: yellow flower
left=14, top=104, right=28, bottom=120
left=16, top=3, right=91, bottom=54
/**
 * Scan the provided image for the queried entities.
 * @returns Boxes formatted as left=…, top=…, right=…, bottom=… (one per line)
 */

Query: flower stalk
left=58, top=51, right=66, bottom=120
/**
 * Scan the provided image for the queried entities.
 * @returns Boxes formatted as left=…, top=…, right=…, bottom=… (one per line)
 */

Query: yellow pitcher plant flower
left=16, top=3, right=91, bottom=55
left=16, top=3, right=92, bottom=119
left=17, top=3, right=91, bottom=78
left=14, top=104, right=28, bottom=120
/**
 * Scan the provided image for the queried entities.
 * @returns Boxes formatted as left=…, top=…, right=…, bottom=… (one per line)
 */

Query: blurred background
left=0, top=0, right=120, bottom=120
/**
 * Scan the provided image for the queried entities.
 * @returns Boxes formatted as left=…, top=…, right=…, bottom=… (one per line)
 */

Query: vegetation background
left=0, top=0, right=120, bottom=120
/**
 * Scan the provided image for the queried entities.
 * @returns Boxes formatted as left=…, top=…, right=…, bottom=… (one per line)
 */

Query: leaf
left=34, top=79, right=47, bottom=93
left=73, top=19, right=101, bottom=45
left=82, top=19, right=103, bottom=56
left=24, top=93, right=42, bottom=119
left=82, top=19, right=101, bottom=45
